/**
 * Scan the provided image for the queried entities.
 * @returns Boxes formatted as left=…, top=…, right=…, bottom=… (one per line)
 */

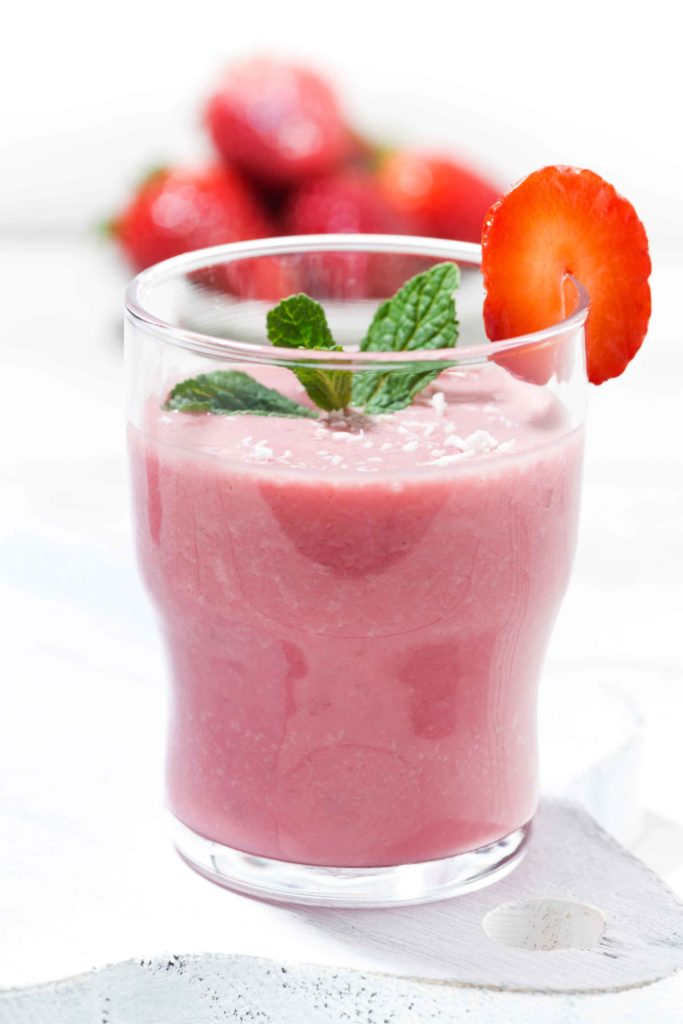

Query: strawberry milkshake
left=129, top=363, right=583, bottom=871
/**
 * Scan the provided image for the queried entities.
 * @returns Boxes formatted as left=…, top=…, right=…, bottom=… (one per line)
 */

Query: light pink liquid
left=129, top=364, right=583, bottom=867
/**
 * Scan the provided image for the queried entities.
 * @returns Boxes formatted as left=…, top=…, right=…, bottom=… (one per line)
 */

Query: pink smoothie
left=129, top=363, right=583, bottom=867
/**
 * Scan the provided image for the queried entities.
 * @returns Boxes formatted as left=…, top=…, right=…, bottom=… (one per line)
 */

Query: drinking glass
left=125, top=235, right=588, bottom=907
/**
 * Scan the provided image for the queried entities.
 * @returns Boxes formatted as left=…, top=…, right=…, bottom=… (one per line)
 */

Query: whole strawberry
left=284, top=168, right=407, bottom=236
left=112, top=165, right=271, bottom=272
left=284, top=169, right=411, bottom=297
left=378, top=150, right=501, bottom=244
left=205, top=57, right=351, bottom=188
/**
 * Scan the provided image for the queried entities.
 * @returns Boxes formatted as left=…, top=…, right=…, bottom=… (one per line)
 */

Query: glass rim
left=124, top=233, right=590, bottom=366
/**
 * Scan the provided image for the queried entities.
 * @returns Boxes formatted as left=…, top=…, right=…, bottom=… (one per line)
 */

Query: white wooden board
left=2, top=801, right=682, bottom=1022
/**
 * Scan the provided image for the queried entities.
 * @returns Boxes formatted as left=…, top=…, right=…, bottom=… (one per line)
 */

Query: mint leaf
left=165, top=370, right=318, bottom=419
left=362, top=263, right=459, bottom=351
left=289, top=363, right=352, bottom=412
left=267, top=294, right=352, bottom=412
left=267, top=293, right=336, bottom=350
left=352, top=262, right=460, bottom=414
left=352, top=360, right=454, bottom=415
left=165, top=266, right=460, bottom=424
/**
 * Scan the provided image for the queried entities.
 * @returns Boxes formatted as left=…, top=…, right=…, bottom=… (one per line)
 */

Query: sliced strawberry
left=482, top=166, right=651, bottom=384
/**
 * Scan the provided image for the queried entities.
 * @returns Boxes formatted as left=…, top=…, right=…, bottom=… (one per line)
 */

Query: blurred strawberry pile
left=110, top=56, right=501, bottom=273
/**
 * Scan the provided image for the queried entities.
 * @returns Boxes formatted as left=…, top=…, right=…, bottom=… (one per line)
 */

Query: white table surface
left=1, top=235, right=682, bottom=989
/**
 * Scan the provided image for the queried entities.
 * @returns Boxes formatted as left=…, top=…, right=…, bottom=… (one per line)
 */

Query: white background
left=1, top=0, right=681, bottom=250
left=1, top=0, right=682, bottom=992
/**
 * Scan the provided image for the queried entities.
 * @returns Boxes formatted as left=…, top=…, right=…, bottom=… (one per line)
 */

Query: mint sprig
left=164, top=370, right=317, bottom=418
left=165, top=262, right=459, bottom=420
left=352, top=262, right=460, bottom=413
left=266, top=294, right=352, bottom=412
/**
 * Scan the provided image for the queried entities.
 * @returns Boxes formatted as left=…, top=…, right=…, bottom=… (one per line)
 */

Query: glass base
left=170, top=816, right=531, bottom=908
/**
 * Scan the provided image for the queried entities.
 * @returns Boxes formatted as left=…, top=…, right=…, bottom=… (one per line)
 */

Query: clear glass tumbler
left=125, top=235, right=588, bottom=907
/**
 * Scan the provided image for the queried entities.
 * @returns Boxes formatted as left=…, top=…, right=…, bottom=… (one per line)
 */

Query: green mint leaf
left=290, top=365, right=352, bottom=413
left=352, top=363, right=451, bottom=415
left=267, top=294, right=352, bottom=412
left=164, top=370, right=318, bottom=419
left=267, top=293, right=336, bottom=351
left=362, top=263, right=460, bottom=352
left=352, top=262, right=460, bottom=414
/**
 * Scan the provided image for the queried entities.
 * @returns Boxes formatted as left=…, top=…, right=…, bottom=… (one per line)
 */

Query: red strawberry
left=284, top=168, right=406, bottom=236
left=482, top=166, right=652, bottom=384
left=205, top=57, right=351, bottom=188
left=377, top=150, right=500, bottom=244
left=112, top=165, right=271, bottom=272
left=283, top=169, right=412, bottom=297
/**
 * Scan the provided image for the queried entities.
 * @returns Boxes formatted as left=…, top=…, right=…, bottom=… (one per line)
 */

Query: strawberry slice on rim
left=481, top=166, right=651, bottom=384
